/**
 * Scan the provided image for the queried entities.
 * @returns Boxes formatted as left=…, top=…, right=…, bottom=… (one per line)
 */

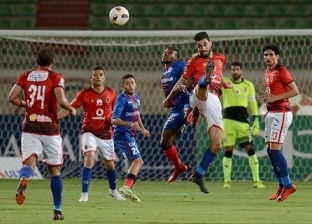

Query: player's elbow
left=111, top=118, right=118, bottom=125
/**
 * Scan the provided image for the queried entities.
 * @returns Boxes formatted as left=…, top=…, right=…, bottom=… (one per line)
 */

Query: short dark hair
left=231, top=61, right=243, bottom=69
left=121, top=74, right=135, bottom=83
left=262, top=44, right=280, bottom=55
left=37, top=47, right=55, bottom=66
left=93, top=66, right=105, bottom=72
left=170, top=47, right=180, bottom=58
left=194, top=32, right=210, bottom=41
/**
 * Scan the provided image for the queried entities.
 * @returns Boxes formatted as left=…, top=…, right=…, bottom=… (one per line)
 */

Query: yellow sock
left=222, top=157, right=232, bottom=183
left=248, top=154, right=259, bottom=182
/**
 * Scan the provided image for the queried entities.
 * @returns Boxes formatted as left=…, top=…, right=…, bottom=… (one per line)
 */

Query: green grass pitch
left=1, top=179, right=311, bottom=224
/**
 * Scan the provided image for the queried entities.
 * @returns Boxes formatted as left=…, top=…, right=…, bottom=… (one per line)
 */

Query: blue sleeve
left=112, top=95, right=125, bottom=119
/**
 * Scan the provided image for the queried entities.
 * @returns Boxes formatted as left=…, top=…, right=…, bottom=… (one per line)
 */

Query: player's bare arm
left=54, top=87, right=76, bottom=116
left=111, top=118, right=141, bottom=131
left=137, top=115, right=150, bottom=137
left=262, top=82, right=299, bottom=103
left=7, top=84, right=26, bottom=107
left=163, top=76, right=187, bottom=108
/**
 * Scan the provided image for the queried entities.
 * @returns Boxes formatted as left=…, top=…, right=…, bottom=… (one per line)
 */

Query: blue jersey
left=161, top=59, right=189, bottom=108
left=112, top=92, right=141, bottom=139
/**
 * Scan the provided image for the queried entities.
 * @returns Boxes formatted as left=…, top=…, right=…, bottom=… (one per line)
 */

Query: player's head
left=230, top=61, right=243, bottom=81
left=262, top=44, right=280, bottom=67
left=161, top=47, right=179, bottom=65
left=194, top=32, right=212, bottom=58
left=121, top=74, right=137, bottom=95
left=91, top=66, right=105, bottom=87
left=36, top=47, right=55, bottom=67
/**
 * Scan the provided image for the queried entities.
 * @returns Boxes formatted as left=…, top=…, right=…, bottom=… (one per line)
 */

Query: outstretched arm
left=8, top=84, right=26, bottom=107
left=163, top=76, right=187, bottom=108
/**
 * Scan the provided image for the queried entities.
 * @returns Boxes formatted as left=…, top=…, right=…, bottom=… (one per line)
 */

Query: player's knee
left=210, top=143, right=222, bottom=153
left=104, top=160, right=115, bottom=171
left=239, top=141, right=252, bottom=149
left=224, top=150, right=233, bottom=158
left=160, top=143, right=172, bottom=150
left=246, top=148, right=255, bottom=156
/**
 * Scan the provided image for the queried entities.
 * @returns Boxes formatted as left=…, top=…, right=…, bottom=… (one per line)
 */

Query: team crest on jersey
left=27, top=71, right=48, bottom=82
left=106, top=97, right=110, bottom=103
left=96, top=99, right=103, bottom=106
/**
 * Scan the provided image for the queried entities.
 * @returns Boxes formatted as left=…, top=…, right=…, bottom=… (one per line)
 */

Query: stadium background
left=0, top=0, right=312, bottom=182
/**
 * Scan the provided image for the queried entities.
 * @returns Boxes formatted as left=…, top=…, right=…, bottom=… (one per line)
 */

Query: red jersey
left=264, top=64, right=294, bottom=112
left=182, top=53, right=226, bottom=92
left=71, top=87, right=117, bottom=139
left=17, top=67, right=65, bottom=135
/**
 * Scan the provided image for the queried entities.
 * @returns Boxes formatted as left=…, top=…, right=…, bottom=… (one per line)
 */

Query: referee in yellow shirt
left=222, top=61, right=265, bottom=189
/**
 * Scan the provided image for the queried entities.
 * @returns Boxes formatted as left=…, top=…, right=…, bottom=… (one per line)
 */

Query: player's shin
left=222, top=157, right=232, bottom=183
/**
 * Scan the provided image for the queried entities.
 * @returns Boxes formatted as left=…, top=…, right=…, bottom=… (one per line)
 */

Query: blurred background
left=0, top=0, right=312, bottom=182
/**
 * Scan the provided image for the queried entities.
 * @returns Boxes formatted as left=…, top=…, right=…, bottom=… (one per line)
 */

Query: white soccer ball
left=109, top=6, right=130, bottom=26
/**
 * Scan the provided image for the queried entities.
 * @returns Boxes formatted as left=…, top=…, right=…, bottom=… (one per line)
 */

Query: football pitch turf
left=1, top=179, right=311, bottom=224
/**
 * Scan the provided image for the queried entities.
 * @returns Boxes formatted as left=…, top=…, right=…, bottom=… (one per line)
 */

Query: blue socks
left=198, top=76, right=209, bottom=88
left=19, top=165, right=33, bottom=179
left=267, top=148, right=292, bottom=188
left=196, top=148, right=216, bottom=176
left=50, top=176, right=63, bottom=211
left=81, top=167, right=92, bottom=193
left=107, top=169, right=117, bottom=190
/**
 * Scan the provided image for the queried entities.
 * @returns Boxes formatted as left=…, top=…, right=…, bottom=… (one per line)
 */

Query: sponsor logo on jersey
left=162, top=77, right=174, bottom=83
left=28, top=113, right=52, bottom=122
left=27, top=71, right=48, bottom=82
left=126, top=111, right=140, bottom=116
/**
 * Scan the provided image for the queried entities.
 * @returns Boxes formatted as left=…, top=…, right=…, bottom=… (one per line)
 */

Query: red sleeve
left=54, top=73, right=65, bottom=89
left=16, top=71, right=28, bottom=87
left=280, top=67, right=294, bottom=86
left=71, top=90, right=84, bottom=108
left=111, top=88, right=117, bottom=107
left=182, top=58, right=194, bottom=79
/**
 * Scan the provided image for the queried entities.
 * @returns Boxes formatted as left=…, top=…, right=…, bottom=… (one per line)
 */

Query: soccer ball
left=109, top=6, right=130, bottom=26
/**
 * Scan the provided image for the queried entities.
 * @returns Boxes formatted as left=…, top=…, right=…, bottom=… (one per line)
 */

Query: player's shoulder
left=275, top=64, right=290, bottom=73
left=213, top=52, right=226, bottom=60
left=223, top=76, right=231, bottom=82
left=104, top=86, right=117, bottom=93
left=242, top=78, right=254, bottom=86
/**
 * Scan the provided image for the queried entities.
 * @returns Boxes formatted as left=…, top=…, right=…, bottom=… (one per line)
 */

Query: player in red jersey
left=58, top=66, right=125, bottom=202
left=8, top=46, right=76, bottom=220
left=164, top=31, right=232, bottom=194
left=260, top=44, right=299, bottom=202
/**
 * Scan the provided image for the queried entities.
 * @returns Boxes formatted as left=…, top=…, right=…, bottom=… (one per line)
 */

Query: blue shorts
left=114, top=135, right=141, bottom=161
left=163, top=103, right=190, bottom=131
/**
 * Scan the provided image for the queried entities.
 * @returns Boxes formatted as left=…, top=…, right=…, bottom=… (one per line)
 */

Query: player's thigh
left=265, top=111, right=293, bottom=144
left=223, top=119, right=237, bottom=147
left=81, top=132, right=97, bottom=154
left=40, top=135, right=63, bottom=165
left=97, top=138, right=115, bottom=161
left=21, top=133, right=43, bottom=162
left=205, top=94, right=223, bottom=130
left=162, top=104, right=188, bottom=138
left=236, top=121, right=252, bottom=145
left=114, top=136, right=141, bottom=161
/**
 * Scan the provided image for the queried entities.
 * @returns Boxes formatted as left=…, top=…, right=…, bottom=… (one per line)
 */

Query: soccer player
left=222, top=61, right=265, bottom=189
left=164, top=31, right=232, bottom=194
left=57, top=66, right=125, bottom=202
left=261, top=44, right=298, bottom=202
left=160, top=47, right=190, bottom=182
left=8, top=46, right=76, bottom=220
left=111, top=74, right=150, bottom=202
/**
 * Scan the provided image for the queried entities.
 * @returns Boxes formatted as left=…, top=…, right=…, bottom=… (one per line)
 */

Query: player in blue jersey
left=160, top=47, right=190, bottom=182
left=111, top=74, right=150, bottom=203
